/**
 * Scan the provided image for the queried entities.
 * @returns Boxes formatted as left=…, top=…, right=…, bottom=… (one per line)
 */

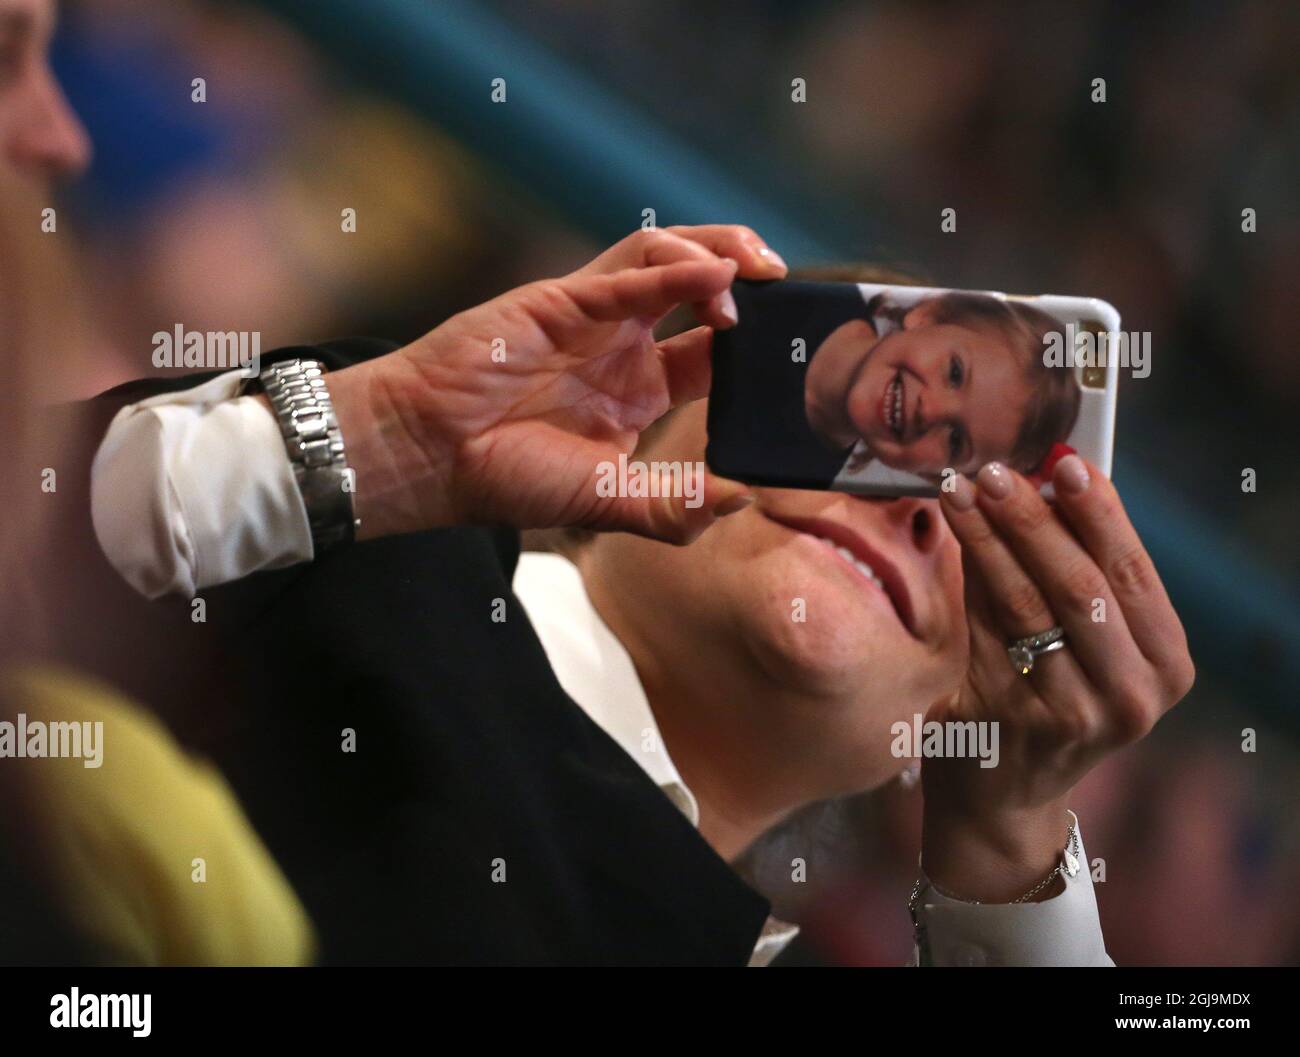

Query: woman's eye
left=947, top=354, right=965, bottom=387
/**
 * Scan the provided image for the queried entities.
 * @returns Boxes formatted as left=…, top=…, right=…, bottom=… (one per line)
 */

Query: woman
left=69, top=223, right=1194, bottom=963
left=520, top=388, right=1194, bottom=963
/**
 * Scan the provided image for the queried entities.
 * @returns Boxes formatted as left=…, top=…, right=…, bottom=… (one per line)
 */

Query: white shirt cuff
left=911, top=814, right=1113, bottom=966
left=91, top=369, right=315, bottom=599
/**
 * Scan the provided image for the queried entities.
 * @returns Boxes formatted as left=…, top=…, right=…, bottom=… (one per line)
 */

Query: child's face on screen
left=841, top=318, right=1033, bottom=475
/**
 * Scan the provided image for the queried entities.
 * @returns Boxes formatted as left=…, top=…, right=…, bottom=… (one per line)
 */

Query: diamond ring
left=1007, top=626, right=1067, bottom=676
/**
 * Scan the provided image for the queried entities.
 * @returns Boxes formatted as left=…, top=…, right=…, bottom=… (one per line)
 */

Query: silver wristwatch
left=248, top=358, right=358, bottom=554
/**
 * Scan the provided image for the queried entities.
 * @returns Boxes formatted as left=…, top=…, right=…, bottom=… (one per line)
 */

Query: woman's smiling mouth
left=759, top=510, right=922, bottom=639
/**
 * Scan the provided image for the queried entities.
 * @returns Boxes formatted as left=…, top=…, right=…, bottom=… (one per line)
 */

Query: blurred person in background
left=3, top=0, right=518, bottom=396
left=46, top=0, right=562, bottom=391
left=0, top=167, right=316, bottom=965
left=0, top=0, right=89, bottom=182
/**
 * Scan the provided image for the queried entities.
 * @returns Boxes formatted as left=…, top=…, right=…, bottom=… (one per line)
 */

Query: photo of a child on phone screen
left=804, top=290, right=1081, bottom=491
left=705, top=279, right=1091, bottom=497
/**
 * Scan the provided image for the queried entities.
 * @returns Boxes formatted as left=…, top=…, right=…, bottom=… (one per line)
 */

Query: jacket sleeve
left=34, top=339, right=399, bottom=703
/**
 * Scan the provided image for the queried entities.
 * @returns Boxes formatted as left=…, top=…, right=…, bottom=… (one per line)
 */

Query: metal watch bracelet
left=250, top=359, right=358, bottom=555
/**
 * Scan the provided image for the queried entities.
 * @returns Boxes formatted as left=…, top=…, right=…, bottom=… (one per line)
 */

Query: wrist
left=921, top=799, right=1071, bottom=904
left=324, top=354, right=456, bottom=541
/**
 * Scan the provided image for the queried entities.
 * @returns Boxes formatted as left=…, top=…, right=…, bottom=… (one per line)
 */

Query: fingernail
left=977, top=461, right=1013, bottom=500
left=712, top=491, right=754, bottom=517
left=757, top=245, right=788, bottom=272
left=947, top=474, right=976, bottom=511
left=718, top=289, right=738, bottom=325
left=1054, top=453, right=1090, bottom=495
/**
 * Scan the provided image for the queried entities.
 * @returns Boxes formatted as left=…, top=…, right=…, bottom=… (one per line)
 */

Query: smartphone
left=706, top=278, right=1119, bottom=497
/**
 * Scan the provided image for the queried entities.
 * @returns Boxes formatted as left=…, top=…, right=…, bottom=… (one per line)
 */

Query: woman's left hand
left=922, top=454, right=1195, bottom=902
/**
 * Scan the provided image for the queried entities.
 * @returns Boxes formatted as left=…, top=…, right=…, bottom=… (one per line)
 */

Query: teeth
left=828, top=541, right=884, bottom=590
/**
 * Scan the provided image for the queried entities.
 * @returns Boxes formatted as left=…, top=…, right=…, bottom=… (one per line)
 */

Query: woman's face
left=839, top=313, right=1033, bottom=475
left=586, top=402, right=970, bottom=795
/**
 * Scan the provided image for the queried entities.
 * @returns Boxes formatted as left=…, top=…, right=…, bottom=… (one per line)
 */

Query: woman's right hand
left=325, top=225, right=788, bottom=543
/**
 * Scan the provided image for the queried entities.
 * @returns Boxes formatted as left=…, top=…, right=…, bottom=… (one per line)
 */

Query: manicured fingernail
left=712, top=491, right=754, bottom=517
left=757, top=245, right=788, bottom=271
left=1053, top=453, right=1090, bottom=495
left=947, top=474, right=976, bottom=511
left=718, top=289, right=738, bottom=325
left=977, top=461, right=1013, bottom=500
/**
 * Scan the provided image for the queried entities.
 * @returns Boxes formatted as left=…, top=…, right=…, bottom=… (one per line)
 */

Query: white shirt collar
left=511, top=552, right=700, bottom=826
left=512, top=551, right=799, bottom=965
left=869, top=309, right=901, bottom=339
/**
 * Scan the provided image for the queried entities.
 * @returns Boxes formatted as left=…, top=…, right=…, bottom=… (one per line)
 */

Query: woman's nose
left=883, top=496, right=946, bottom=556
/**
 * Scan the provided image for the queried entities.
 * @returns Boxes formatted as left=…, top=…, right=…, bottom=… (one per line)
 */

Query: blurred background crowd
left=28, top=0, right=1300, bottom=964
